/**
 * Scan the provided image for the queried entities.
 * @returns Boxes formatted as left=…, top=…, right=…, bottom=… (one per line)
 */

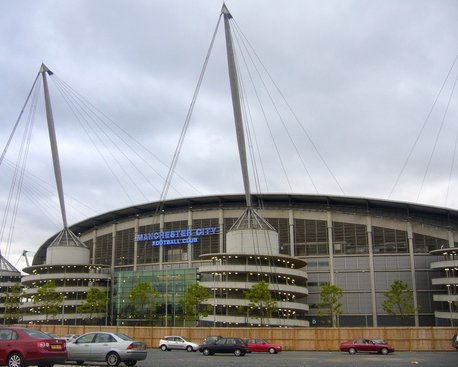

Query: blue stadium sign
left=135, top=226, right=219, bottom=246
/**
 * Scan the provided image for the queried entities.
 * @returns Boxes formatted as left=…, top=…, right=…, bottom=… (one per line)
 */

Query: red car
left=242, top=338, right=282, bottom=354
left=339, top=338, right=394, bottom=355
left=0, top=327, right=67, bottom=367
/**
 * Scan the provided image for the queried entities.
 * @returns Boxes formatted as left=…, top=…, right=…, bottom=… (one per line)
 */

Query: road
left=113, top=349, right=458, bottom=367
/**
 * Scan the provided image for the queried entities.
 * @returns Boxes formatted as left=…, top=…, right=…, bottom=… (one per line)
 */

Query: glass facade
left=113, top=268, right=198, bottom=326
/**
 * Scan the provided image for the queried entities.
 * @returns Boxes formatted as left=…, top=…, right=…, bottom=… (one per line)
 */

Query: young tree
left=4, top=282, right=23, bottom=324
left=77, top=287, right=109, bottom=324
left=32, top=280, right=64, bottom=322
left=127, top=281, right=158, bottom=320
left=382, top=280, right=418, bottom=324
left=317, top=283, right=343, bottom=327
left=243, top=281, right=278, bottom=326
left=180, top=283, right=212, bottom=325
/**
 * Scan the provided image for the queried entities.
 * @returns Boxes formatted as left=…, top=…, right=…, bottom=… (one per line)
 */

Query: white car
left=67, top=331, right=147, bottom=366
left=158, top=336, right=199, bottom=352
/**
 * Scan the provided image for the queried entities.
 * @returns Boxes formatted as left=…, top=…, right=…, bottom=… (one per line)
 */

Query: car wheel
left=234, top=349, right=242, bottom=357
left=380, top=348, right=389, bottom=355
left=160, top=345, right=168, bottom=351
left=348, top=348, right=356, bottom=355
left=268, top=347, right=276, bottom=354
left=186, top=345, right=193, bottom=352
left=7, top=353, right=24, bottom=367
left=124, top=361, right=137, bottom=366
left=202, top=348, right=211, bottom=356
left=106, top=352, right=121, bottom=367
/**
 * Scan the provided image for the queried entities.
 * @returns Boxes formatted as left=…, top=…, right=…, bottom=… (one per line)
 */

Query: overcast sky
left=1, top=0, right=457, bottom=271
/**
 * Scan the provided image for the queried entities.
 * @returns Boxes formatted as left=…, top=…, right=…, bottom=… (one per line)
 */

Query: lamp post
left=447, top=284, right=453, bottom=326
left=165, top=279, right=168, bottom=327
left=213, top=287, right=216, bottom=327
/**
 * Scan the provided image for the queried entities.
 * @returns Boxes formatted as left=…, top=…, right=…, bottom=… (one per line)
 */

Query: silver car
left=158, top=336, right=199, bottom=352
left=63, top=334, right=80, bottom=342
left=67, top=331, right=147, bottom=366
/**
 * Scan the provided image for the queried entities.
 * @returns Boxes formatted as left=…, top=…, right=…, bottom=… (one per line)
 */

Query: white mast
left=222, top=4, right=252, bottom=209
left=40, top=63, right=68, bottom=229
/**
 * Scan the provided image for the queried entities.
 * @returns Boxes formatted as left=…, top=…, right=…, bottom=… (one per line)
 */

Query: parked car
left=63, top=334, right=80, bottom=342
left=339, top=338, right=394, bottom=355
left=0, top=327, right=67, bottom=367
left=198, top=337, right=248, bottom=356
left=242, top=338, right=282, bottom=353
left=67, top=331, right=147, bottom=366
left=42, top=332, right=60, bottom=339
left=158, top=336, right=199, bottom=352
left=202, top=335, right=222, bottom=344
left=453, top=334, right=458, bottom=350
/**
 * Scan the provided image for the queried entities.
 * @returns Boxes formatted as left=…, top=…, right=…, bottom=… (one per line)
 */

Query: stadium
left=1, top=6, right=457, bottom=329
left=21, top=193, right=458, bottom=327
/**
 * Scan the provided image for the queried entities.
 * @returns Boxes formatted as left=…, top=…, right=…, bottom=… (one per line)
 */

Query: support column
left=407, top=222, right=420, bottom=326
left=366, top=216, right=377, bottom=326
left=288, top=209, right=295, bottom=257
left=448, top=230, right=454, bottom=248
left=327, top=211, right=335, bottom=284
left=92, top=229, right=97, bottom=265
left=133, top=217, right=139, bottom=271
left=111, top=223, right=116, bottom=271
left=219, top=208, right=224, bottom=253
left=188, top=209, right=193, bottom=267
left=159, top=213, right=164, bottom=270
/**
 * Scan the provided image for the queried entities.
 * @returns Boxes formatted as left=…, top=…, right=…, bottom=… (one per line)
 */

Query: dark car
left=339, top=338, right=394, bottom=355
left=202, top=335, right=222, bottom=344
left=198, top=337, right=248, bottom=356
left=0, top=327, right=67, bottom=367
left=453, top=334, right=458, bottom=350
left=242, top=338, right=282, bottom=354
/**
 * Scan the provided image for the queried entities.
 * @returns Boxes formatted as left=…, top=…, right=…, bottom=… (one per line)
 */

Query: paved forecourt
left=60, top=349, right=458, bottom=367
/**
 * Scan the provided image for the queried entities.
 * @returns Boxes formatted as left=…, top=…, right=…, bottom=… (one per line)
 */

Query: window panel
left=137, top=224, right=160, bottom=264
left=115, top=228, right=135, bottom=266
left=372, top=227, right=408, bottom=254
left=95, top=233, right=112, bottom=265
left=413, top=233, right=448, bottom=253
left=192, top=218, right=220, bottom=259
left=163, top=221, right=188, bottom=262
left=294, top=219, right=328, bottom=256
left=333, top=222, right=368, bottom=254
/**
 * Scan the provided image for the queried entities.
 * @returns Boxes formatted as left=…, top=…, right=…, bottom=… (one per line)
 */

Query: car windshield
left=22, top=329, right=53, bottom=339
left=114, top=332, right=134, bottom=341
